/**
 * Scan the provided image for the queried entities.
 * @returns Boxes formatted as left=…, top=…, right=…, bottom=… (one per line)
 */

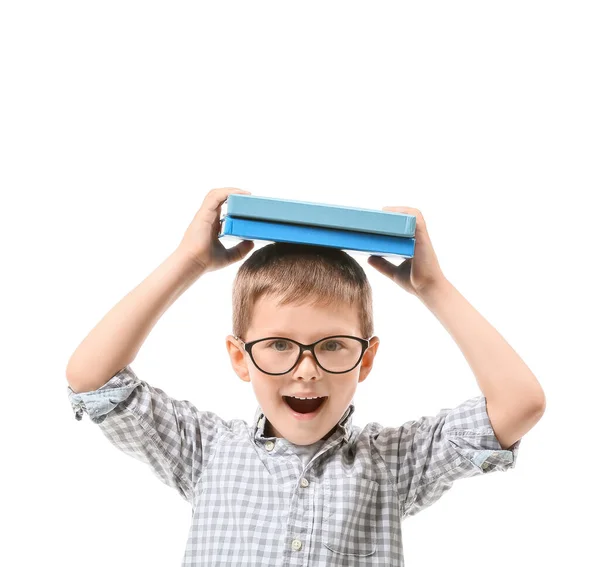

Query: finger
left=212, top=216, right=224, bottom=239
left=225, top=239, right=255, bottom=265
left=382, top=205, right=429, bottom=241
left=367, top=255, right=397, bottom=280
left=205, top=187, right=252, bottom=216
left=382, top=205, right=424, bottom=225
left=382, top=205, right=418, bottom=214
left=196, top=188, right=251, bottom=228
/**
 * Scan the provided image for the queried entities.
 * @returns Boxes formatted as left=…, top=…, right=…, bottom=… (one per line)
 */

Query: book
left=223, top=194, right=416, bottom=238
left=218, top=215, right=415, bottom=258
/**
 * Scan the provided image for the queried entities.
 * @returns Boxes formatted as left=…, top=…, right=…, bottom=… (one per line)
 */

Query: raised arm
left=65, top=248, right=206, bottom=393
left=65, top=186, right=254, bottom=393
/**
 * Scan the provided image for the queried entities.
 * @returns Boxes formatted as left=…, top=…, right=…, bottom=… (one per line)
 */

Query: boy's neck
left=264, top=419, right=337, bottom=443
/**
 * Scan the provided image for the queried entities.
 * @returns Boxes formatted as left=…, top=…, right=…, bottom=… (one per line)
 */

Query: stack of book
left=218, top=194, right=416, bottom=258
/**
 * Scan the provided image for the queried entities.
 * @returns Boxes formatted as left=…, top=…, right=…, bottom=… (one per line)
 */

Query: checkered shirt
left=67, top=365, right=520, bottom=566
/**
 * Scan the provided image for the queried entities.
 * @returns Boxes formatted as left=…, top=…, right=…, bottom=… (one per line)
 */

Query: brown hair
left=232, top=242, right=374, bottom=340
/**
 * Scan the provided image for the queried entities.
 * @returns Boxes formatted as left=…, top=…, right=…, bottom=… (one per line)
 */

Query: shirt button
left=291, top=539, right=302, bottom=551
left=300, top=478, right=309, bottom=488
left=265, top=441, right=275, bottom=451
left=482, top=462, right=490, bottom=470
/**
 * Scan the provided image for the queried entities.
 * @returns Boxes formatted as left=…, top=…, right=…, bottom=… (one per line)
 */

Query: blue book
left=223, top=194, right=416, bottom=238
left=219, top=215, right=415, bottom=258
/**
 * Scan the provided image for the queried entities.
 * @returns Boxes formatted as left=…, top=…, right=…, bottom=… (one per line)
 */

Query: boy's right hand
left=177, top=187, right=255, bottom=274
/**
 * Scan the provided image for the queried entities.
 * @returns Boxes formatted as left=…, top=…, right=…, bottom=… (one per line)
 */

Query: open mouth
left=283, top=396, right=328, bottom=415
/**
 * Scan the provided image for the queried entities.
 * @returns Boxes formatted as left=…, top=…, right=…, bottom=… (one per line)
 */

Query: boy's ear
left=358, top=336, right=380, bottom=384
left=225, top=335, right=251, bottom=383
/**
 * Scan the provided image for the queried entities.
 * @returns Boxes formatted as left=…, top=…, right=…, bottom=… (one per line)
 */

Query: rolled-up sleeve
left=67, top=365, right=227, bottom=504
left=371, top=395, right=520, bottom=520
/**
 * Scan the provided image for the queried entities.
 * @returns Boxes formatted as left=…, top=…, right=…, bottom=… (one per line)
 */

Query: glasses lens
left=251, top=337, right=363, bottom=374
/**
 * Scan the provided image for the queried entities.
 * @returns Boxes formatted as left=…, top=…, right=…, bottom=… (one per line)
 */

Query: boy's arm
left=67, top=364, right=227, bottom=503
left=65, top=246, right=221, bottom=504
left=417, top=278, right=546, bottom=449
left=371, top=395, right=520, bottom=520
left=369, top=205, right=545, bottom=450
left=66, top=246, right=205, bottom=392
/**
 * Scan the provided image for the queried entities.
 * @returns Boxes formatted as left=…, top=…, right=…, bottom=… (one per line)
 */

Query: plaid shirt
left=67, top=365, right=520, bottom=566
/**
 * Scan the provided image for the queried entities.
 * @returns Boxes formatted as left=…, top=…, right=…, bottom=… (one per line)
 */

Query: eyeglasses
left=233, top=335, right=372, bottom=375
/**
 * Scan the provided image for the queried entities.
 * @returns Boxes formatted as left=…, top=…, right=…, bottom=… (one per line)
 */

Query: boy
left=66, top=187, right=545, bottom=566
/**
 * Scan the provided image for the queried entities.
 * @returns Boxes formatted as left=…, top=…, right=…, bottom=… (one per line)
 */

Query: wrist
left=173, top=246, right=207, bottom=278
left=416, top=276, right=452, bottom=303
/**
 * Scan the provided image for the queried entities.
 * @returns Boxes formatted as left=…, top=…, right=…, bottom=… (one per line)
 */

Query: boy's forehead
left=258, top=326, right=355, bottom=338
left=248, top=295, right=361, bottom=339
left=254, top=295, right=353, bottom=318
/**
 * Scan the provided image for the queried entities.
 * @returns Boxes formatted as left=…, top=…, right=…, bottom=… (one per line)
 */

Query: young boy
left=66, top=187, right=545, bottom=566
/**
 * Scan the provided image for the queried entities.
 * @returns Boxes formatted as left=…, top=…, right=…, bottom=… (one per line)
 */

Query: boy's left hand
left=367, top=206, right=446, bottom=296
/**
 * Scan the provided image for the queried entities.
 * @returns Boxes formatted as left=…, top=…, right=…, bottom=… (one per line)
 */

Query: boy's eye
left=319, top=340, right=343, bottom=351
left=268, top=340, right=293, bottom=351
left=265, top=339, right=346, bottom=351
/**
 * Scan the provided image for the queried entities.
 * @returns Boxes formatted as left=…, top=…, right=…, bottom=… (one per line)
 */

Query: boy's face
left=226, top=294, right=380, bottom=446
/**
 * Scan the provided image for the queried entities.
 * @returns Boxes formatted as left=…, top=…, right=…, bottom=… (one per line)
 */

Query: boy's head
left=226, top=242, right=380, bottom=445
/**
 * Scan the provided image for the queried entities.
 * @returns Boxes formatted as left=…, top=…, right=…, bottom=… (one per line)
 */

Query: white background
left=1, top=1, right=598, bottom=565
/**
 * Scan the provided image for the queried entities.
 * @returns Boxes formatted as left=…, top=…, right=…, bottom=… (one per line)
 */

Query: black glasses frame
left=233, top=334, right=372, bottom=375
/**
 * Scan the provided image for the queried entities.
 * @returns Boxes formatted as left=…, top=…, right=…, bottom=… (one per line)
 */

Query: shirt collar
left=253, top=400, right=355, bottom=443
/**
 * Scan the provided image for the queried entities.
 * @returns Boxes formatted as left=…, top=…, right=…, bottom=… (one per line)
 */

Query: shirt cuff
left=443, top=395, right=521, bottom=473
left=67, top=366, right=141, bottom=424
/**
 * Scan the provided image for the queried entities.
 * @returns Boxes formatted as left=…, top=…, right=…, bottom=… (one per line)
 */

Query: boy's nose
left=293, top=350, right=321, bottom=376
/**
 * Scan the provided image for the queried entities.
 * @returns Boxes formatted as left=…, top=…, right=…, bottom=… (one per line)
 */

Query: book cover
left=224, top=194, right=416, bottom=238
left=219, top=215, right=415, bottom=258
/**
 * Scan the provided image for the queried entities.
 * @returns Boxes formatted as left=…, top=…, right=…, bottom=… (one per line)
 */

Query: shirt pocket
left=322, top=476, right=379, bottom=557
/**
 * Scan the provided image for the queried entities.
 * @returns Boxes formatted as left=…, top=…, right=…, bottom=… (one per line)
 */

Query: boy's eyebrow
left=260, top=330, right=351, bottom=339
